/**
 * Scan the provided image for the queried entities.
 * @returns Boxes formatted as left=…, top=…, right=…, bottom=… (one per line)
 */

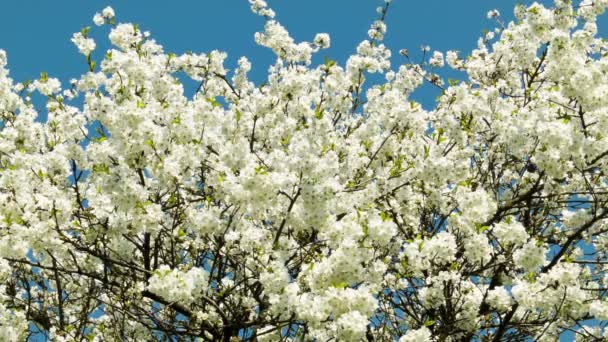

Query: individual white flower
left=102, top=6, right=115, bottom=19
left=314, top=33, right=331, bottom=49
left=429, top=51, right=444, bottom=67
left=93, top=12, right=105, bottom=26
left=487, top=9, right=500, bottom=19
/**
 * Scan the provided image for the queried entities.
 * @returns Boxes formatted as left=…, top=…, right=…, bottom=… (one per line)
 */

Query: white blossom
left=399, top=326, right=432, bottom=342
left=0, top=1, right=607, bottom=340
left=314, top=33, right=331, bottom=49
left=71, top=32, right=96, bottom=55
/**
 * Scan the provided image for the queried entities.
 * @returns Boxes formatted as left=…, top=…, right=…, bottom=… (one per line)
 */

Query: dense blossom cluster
left=1, top=0, right=608, bottom=340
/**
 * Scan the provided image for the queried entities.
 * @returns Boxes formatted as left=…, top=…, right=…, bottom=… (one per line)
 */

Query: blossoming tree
left=2, top=0, right=608, bottom=340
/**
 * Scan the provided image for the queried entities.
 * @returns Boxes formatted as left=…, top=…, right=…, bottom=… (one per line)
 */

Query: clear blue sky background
left=2, top=0, right=605, bottom=110
left=0, top=1, right=605, bottom=341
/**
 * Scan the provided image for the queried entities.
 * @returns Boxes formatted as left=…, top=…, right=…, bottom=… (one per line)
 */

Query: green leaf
left=388, top=156, right=404, bottom=177
left=254, top=166, right=268, bottom=175
left=40, top=72, right=48, bottom=83
left=320, top=143, right=334, bottom=155
left=92, top=164, right=110, bottom=174
left=137, top=100, right=146, bottom=108
left=526, top=271, right=536, bottom=282
left=448, top=78, right=461, bottom=87
left=424, top=319, right=436, bottom=327
left=346, top=180, right=357, bottom=189
left=206, top=97, right=222, bottom=108
left=280, top=136, right=291, bottom=146
left=362, top=224, right=369, bottom=238
left=80, top=26, right=91, bottom=37
left=380, top=211, right=392, bottom=222
left=314, top=108, right=324, bottom=120
left=436, top=127, right=446, bottom=143
left=331, top=281, right=349, bottom=289
left=2, top=212, right=13, bottom=226
left=528, top=6, right=539, bottom=15
left=235, top=109, right=242, bottom=123
left=476, top=224, right=491, bottom=233
left=457, top=179, right=471, bottom=187
left=324, top=56, right=336, bottom=69
left=135, top=200, right=152, bottom=211
left=217, top=172, right=226, bottom=183
left=88, top=59, right=96, bottom=72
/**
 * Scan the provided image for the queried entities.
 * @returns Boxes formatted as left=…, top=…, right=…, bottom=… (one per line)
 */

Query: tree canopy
left=1, top=0, right=608, bottom=341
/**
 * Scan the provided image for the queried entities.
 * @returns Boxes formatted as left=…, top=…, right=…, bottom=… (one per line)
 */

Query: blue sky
left=0, top=1, right=605, bottom=341
left=2, top=0, right=603, bottom=109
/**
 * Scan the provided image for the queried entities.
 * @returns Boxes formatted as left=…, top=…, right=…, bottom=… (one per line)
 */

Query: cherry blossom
left=1, top=1, right=608, bottom=341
